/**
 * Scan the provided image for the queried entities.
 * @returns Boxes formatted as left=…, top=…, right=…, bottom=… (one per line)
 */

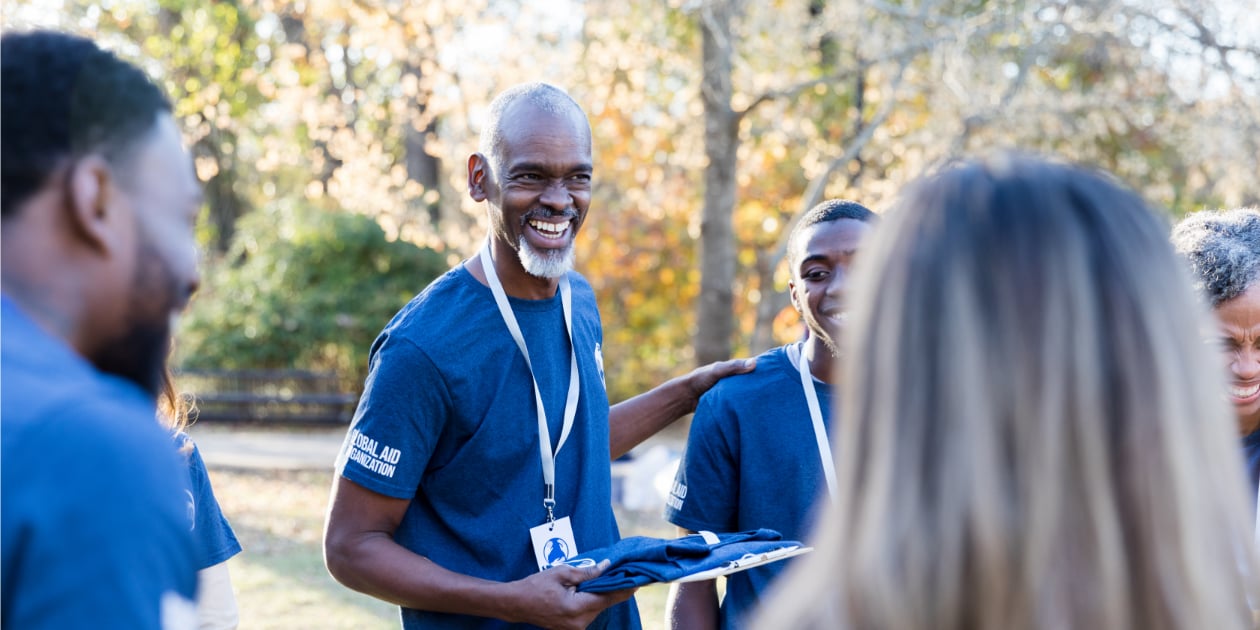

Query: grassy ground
left=210, top=467, right=676, bottom=629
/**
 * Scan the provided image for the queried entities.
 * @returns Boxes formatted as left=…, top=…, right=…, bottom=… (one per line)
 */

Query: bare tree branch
left=941, top=36, right=1039, bottom=161
left=735, top=8, right=1010, bottom=121
left=747, top=58, right=908, bottom=351
left=774, top=58, right=907, bottom=270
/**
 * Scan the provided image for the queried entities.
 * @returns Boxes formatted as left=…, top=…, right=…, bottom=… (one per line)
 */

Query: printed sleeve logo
left=666, top=480, right=687, bottom=511
left=594, top=342, right=606, bottom=389
left=185, top=490, right=196, bottom=532
left=346, top=428, right=401, bottom=479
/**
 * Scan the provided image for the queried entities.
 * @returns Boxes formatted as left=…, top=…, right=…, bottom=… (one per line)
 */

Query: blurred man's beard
left=94, top=321, right=170, bottom=397
left=94, top=239, right=180, bottom=398
left=519, top=236, right=575, bottom=279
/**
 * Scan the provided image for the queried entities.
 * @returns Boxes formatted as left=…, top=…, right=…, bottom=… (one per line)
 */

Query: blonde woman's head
left=759, top=154, right=1256, bottom=630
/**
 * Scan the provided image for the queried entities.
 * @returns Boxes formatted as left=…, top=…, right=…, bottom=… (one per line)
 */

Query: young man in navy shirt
left=665, top=199, right=877, bottom=629
left=1, top=31, right=203, bottom=629
left=323, top=82, right=753, bottom=630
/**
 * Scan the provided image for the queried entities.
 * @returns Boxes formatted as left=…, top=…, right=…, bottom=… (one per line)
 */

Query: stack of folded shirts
left=561, top=529, right=804, bottom=593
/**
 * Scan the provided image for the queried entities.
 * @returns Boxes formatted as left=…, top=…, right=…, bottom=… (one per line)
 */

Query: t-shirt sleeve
left=664, top=390, right=740, bottom=533
left=337, top=332, right=451, bottom=499
left=186, top=441, right=243, bottom=568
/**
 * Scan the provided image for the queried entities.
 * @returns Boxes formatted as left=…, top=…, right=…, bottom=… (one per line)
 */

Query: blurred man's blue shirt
left=1, top=295, right=198, bottom=629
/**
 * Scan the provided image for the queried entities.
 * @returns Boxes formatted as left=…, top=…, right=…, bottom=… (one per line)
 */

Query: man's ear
left=65, top=155, right=124, bottom=255
left=468, top=153, right=491, bottom=202
left=788, top=279, right=803, bottom=314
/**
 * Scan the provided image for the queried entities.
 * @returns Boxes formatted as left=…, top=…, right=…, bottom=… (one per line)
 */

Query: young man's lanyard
left=480, top=240, right=581, bottom=524
left=797, top=342, right=838, bottom=500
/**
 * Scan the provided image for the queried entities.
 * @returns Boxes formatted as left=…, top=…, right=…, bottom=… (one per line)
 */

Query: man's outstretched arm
left=323, top=476, right=634, bottom=630
left=608, top=357, right=755, bottom=460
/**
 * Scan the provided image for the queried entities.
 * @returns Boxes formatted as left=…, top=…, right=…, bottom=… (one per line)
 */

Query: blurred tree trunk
left=201, top=134, right=245, bottom=254
left=695, top=0, right=739, bottom=365
left=402, top=63, right=443, bottom=228
left=157, top=2, right=251, bottom=254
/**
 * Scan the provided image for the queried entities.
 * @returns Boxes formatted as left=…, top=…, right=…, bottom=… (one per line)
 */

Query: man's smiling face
left=482, top=101, right=593, bottom=279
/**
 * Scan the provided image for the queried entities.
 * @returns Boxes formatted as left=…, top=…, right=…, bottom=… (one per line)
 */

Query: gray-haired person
left=322, top=82, right=755, bottom=630
left=1172, top=207, right=1260, bottom=492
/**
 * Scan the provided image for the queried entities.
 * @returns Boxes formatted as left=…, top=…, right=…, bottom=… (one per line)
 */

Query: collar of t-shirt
left=785, top=341, right=826, bottom=385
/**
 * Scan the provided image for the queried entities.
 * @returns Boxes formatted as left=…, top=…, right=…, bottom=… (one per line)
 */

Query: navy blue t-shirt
left=1, top=296, right=199, bottom=629
left=336, top=264, right=639, bottom=629
left=177, top=433, right=243, bottom=569
left=665, top=343, right=832, bottom=629
left=1243, top=430, right=1260, bottom=518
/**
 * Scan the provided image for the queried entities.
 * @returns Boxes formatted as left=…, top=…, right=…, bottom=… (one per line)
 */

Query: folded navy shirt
left=563, top=529, right=800, bottom=592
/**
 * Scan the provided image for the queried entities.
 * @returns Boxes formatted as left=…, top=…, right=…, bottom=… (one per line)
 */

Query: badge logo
left=545, top=537, right=571, bottom=567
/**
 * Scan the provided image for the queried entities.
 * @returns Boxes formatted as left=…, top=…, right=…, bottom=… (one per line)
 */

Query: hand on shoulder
left=684, top=357, right=757, bottom=407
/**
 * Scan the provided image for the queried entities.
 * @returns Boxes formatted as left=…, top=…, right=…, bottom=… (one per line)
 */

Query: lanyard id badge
left=798, top=342, right=838, bottom=500
left=480, top=240, right=583, bottom=569
left=530, top=516, right=578, bottom=571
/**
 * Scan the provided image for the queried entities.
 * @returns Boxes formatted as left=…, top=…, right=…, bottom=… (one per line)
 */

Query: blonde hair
left=757, top=155, right=1257, bottom=629
left=158, top=367, right=196, bottom=455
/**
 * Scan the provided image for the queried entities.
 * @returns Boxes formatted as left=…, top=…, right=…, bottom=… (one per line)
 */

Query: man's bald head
left=478, top=83, right=590, bottom=175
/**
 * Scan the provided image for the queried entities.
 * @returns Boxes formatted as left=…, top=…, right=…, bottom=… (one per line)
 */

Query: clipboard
left=670, top=545, right=813, bottom=583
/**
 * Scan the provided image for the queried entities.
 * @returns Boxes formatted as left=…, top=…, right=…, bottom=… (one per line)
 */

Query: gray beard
left=518, top=236, right=575, bottom=279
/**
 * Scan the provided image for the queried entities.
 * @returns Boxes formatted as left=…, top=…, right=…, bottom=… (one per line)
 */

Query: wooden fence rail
left=175, top=368, right=358, bottom=424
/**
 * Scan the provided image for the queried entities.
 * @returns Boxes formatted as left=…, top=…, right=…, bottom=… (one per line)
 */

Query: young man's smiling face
left=789, top=218, right=872, bottom=357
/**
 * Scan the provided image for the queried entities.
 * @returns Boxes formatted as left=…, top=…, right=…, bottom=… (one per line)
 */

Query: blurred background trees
left=6, top=0, right=1257, bottom=400
left=176, top=202, right=448, bottom=390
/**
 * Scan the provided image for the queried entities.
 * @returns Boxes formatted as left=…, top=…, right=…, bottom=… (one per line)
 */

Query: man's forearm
left=324, top=527, right=629, bottom=629
left=609, top=357, right=756, bottom=459
left=666, top=579, right=720, bottom=630
left=325, top=530, right=523, bottom=619
left=609, top=376, right=697, bottom=460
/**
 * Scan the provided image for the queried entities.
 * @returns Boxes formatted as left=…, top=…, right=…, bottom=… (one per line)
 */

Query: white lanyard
left=797, top=343, right=838, bottom=500
left=480, top=240, right=581, bottom=523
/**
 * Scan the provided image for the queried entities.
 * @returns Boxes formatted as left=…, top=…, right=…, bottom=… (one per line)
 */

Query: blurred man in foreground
left=1, top=30, right=203, bottom=629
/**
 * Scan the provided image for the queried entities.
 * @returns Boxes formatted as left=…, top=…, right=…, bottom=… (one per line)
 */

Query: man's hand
left=680, top=357, right=757, bottom=414
left=501, top=560, right=636, bottom=630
